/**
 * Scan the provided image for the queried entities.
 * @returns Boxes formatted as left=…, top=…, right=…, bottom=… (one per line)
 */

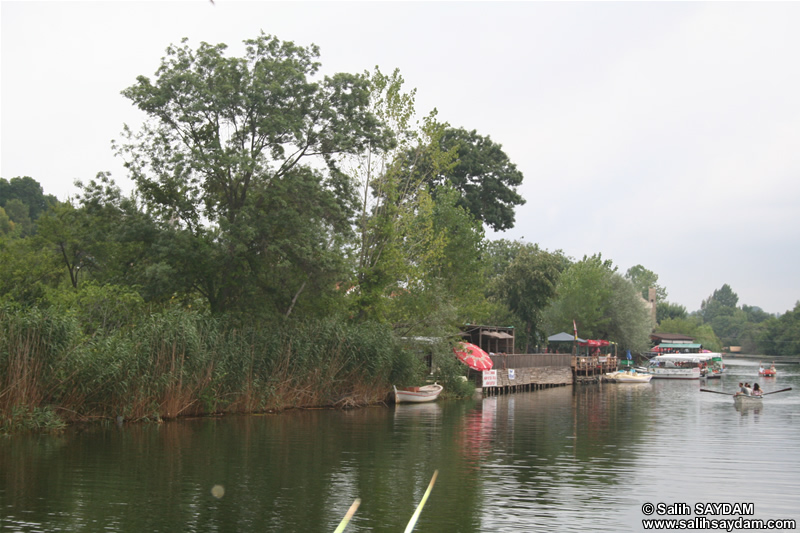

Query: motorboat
left=393, top=383, right=443, bottom=403
left=605, top=369, right=652, bottom=383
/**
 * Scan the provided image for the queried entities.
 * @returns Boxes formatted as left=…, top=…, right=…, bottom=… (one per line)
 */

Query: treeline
left=2, top=33, right=796, bottom=431
left=655, top=284, right=800, bottom=355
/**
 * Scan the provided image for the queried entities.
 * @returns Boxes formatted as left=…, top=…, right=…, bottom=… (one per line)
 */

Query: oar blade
left=404, top=470, right=439, bottom=533
left=333, top=498, right=361, bottom=533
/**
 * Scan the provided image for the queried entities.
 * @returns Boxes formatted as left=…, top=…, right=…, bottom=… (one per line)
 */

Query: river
left=2, top=357, right=798, bottom=532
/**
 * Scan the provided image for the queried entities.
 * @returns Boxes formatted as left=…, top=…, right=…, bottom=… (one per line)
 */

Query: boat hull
left=733, top=394, right=763, bottom=406
left=394, top=384, right=443, bottom=404
left=605, top=371, right=652, bottom=383
left=648, top=368, right=701, bottom=380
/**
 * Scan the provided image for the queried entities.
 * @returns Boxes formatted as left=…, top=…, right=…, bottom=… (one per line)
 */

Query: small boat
left=758, top=363, right=777, bottom=377
left=605, top=370, right=652, bottom=383
left=393, top=383, right=443, bottom=404
left=733, top=393, right=763, bottom=406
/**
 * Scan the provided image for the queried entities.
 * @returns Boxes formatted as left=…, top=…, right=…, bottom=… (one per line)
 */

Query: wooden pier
left=477, top=352, right=621, bottom=395
left=572, top=355, right=619, bottom=383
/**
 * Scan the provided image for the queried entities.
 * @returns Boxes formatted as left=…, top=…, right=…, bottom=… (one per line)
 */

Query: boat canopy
left=655, top=343, right=702, bottom=350
left=650, top=353, right=715, bottom=363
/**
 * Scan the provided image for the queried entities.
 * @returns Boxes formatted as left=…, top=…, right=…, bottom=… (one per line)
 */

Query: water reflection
left=2, top=359, right=798, bottom=532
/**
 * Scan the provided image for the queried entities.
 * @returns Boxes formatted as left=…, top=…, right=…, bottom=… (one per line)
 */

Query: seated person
left=752, top=383, right=763, bottom=396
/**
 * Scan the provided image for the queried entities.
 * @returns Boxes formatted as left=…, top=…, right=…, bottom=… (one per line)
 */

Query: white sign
left=482, top=369, right=497, bottom=387
left=508, top=368, right=516, bottom=380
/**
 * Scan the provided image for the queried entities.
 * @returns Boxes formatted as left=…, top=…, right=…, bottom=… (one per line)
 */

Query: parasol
left=454, top=342, right=494, bottom=371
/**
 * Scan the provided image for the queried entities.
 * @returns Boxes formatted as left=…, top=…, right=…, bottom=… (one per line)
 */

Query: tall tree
left=115, top=33, right=392, bottom=315
left=624, top=264, right=667, bottom=302
left=656, top=301, right=688, bottom=323
left=344, top=67, right=457, bottom=322
left=494, top=244, right=563, bottom=352
left=700, top=284, right=739, bottom=323
left=420, top=128, right=526, bottom=231
left=543, top=254, right=652, bottom=352
left=0, top=176, right=57, bottom=221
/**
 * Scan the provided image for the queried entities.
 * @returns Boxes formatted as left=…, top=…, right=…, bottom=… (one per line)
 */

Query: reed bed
left=0, top=306, right=423, bottom=433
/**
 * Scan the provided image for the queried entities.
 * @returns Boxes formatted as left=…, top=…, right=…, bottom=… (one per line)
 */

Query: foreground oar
left=763, top=387, right=792, bottom=396
left=404, top=470, right=439, bottom=533
left=333, top=499, right=361, bottom=533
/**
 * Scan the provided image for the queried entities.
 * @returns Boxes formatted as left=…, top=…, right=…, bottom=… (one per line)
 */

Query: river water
left=2, top=357, right=798, bottom=532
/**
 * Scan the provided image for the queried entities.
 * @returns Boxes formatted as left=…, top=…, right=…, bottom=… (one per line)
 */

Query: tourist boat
left=646, top=353, right=723, bottom=380
left=393, top=383, right=443, bottom=403
left=758, top=363, right=777, bottom=377
left=605, top=369, right=652, bottom=383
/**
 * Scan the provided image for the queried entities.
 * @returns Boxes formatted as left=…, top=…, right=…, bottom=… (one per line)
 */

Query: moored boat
left=393, top=383, right=443, bottom=403
left=605, top=369, right=652, bottom=383
left=646, top=354, right=712, bottom=380
left=646, top=344, right=723, bottom=380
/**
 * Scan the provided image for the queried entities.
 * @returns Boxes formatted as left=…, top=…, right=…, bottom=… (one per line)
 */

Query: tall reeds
left=0, top=306, right=423, bottom=433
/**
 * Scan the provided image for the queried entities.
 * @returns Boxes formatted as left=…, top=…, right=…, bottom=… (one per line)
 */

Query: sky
left=3, top=1, right=800, bottom=315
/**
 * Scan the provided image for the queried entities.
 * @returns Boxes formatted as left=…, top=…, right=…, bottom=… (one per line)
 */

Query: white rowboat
left=393, top=383, right=443, bottom=404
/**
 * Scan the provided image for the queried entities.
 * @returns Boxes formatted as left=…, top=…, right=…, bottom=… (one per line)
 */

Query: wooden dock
left=477, top=352, right=621, bottom=395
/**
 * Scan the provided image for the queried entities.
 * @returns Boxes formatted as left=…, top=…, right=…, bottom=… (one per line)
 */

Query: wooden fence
left=488, top=353, right=572, bottom=369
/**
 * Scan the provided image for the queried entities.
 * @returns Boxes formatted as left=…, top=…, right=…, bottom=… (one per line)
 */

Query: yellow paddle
left=404, top=470, right=439, bottom=533
left=333, top=498, right=360, bottom=533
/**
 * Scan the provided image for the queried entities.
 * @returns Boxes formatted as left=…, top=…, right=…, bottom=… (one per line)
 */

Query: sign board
left=482, top=369, right=497, bottom=387
left=508, top=368, right=516, bottom=380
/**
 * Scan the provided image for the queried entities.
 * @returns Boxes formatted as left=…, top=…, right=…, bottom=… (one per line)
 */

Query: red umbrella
left=454, top=342, right=494, bottom=371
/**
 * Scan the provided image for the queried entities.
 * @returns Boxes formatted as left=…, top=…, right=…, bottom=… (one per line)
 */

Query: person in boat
left=744, top=382, right=753, bottom=396
left=737, top=382, right=749, bottom=396
left=752, top=383, right=762, bottom=396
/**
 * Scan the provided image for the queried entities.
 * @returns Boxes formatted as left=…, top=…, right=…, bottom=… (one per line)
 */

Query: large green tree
left=543, top=254, right=652, bottom=352
left=0, top=176, right=57, bottom=221
left=115, top=33, right=392, bottom=315
left=416, top=128, right=525, bottom=231
left=700, top=284, right=739, bottom=324
left=624, top=264, right=667, bottom=302
left=493, top=243, right=564, bottom=352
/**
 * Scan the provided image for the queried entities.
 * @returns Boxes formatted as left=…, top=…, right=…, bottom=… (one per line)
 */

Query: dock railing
left=488, top=353, right=572, bottom=369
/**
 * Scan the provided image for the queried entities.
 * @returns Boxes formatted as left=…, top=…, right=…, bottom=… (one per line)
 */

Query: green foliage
left=46, top=281, right=147, bottom=334
left=543, top=254, right=652, bottom=353
left=758, top=302, right=800, bottom=355
left=423, top=128, right=526, bottom=231
left=656, top=301, right=688, bottom=323
left=0, top=207, right=13, bottom=235
left=0, top=406, right=66, bottom=434
left=0, top=176, right=57, bottom=221
left=493, top=243, right=563, bottom=351
left=655, top=316, right=722, bottom=352
left=116, top=33, right=392, bottom=315
left=0, top=304, right=429, bottom=431
left=0, top=233, right=64, bottom=306
left=624, top=264, right=667, bottom=302
left=700, top=284, right=739, bottom=323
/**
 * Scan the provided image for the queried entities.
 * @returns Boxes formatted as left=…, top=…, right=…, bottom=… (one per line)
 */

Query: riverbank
left=2, top=306, right=473, bottom=434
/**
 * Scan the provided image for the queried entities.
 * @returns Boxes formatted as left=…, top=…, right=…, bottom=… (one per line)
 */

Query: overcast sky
left=3, top=1, right=800, bottom=315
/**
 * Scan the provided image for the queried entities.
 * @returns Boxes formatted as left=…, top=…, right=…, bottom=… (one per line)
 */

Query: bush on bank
left=0, top=305, right=441, bottom=434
